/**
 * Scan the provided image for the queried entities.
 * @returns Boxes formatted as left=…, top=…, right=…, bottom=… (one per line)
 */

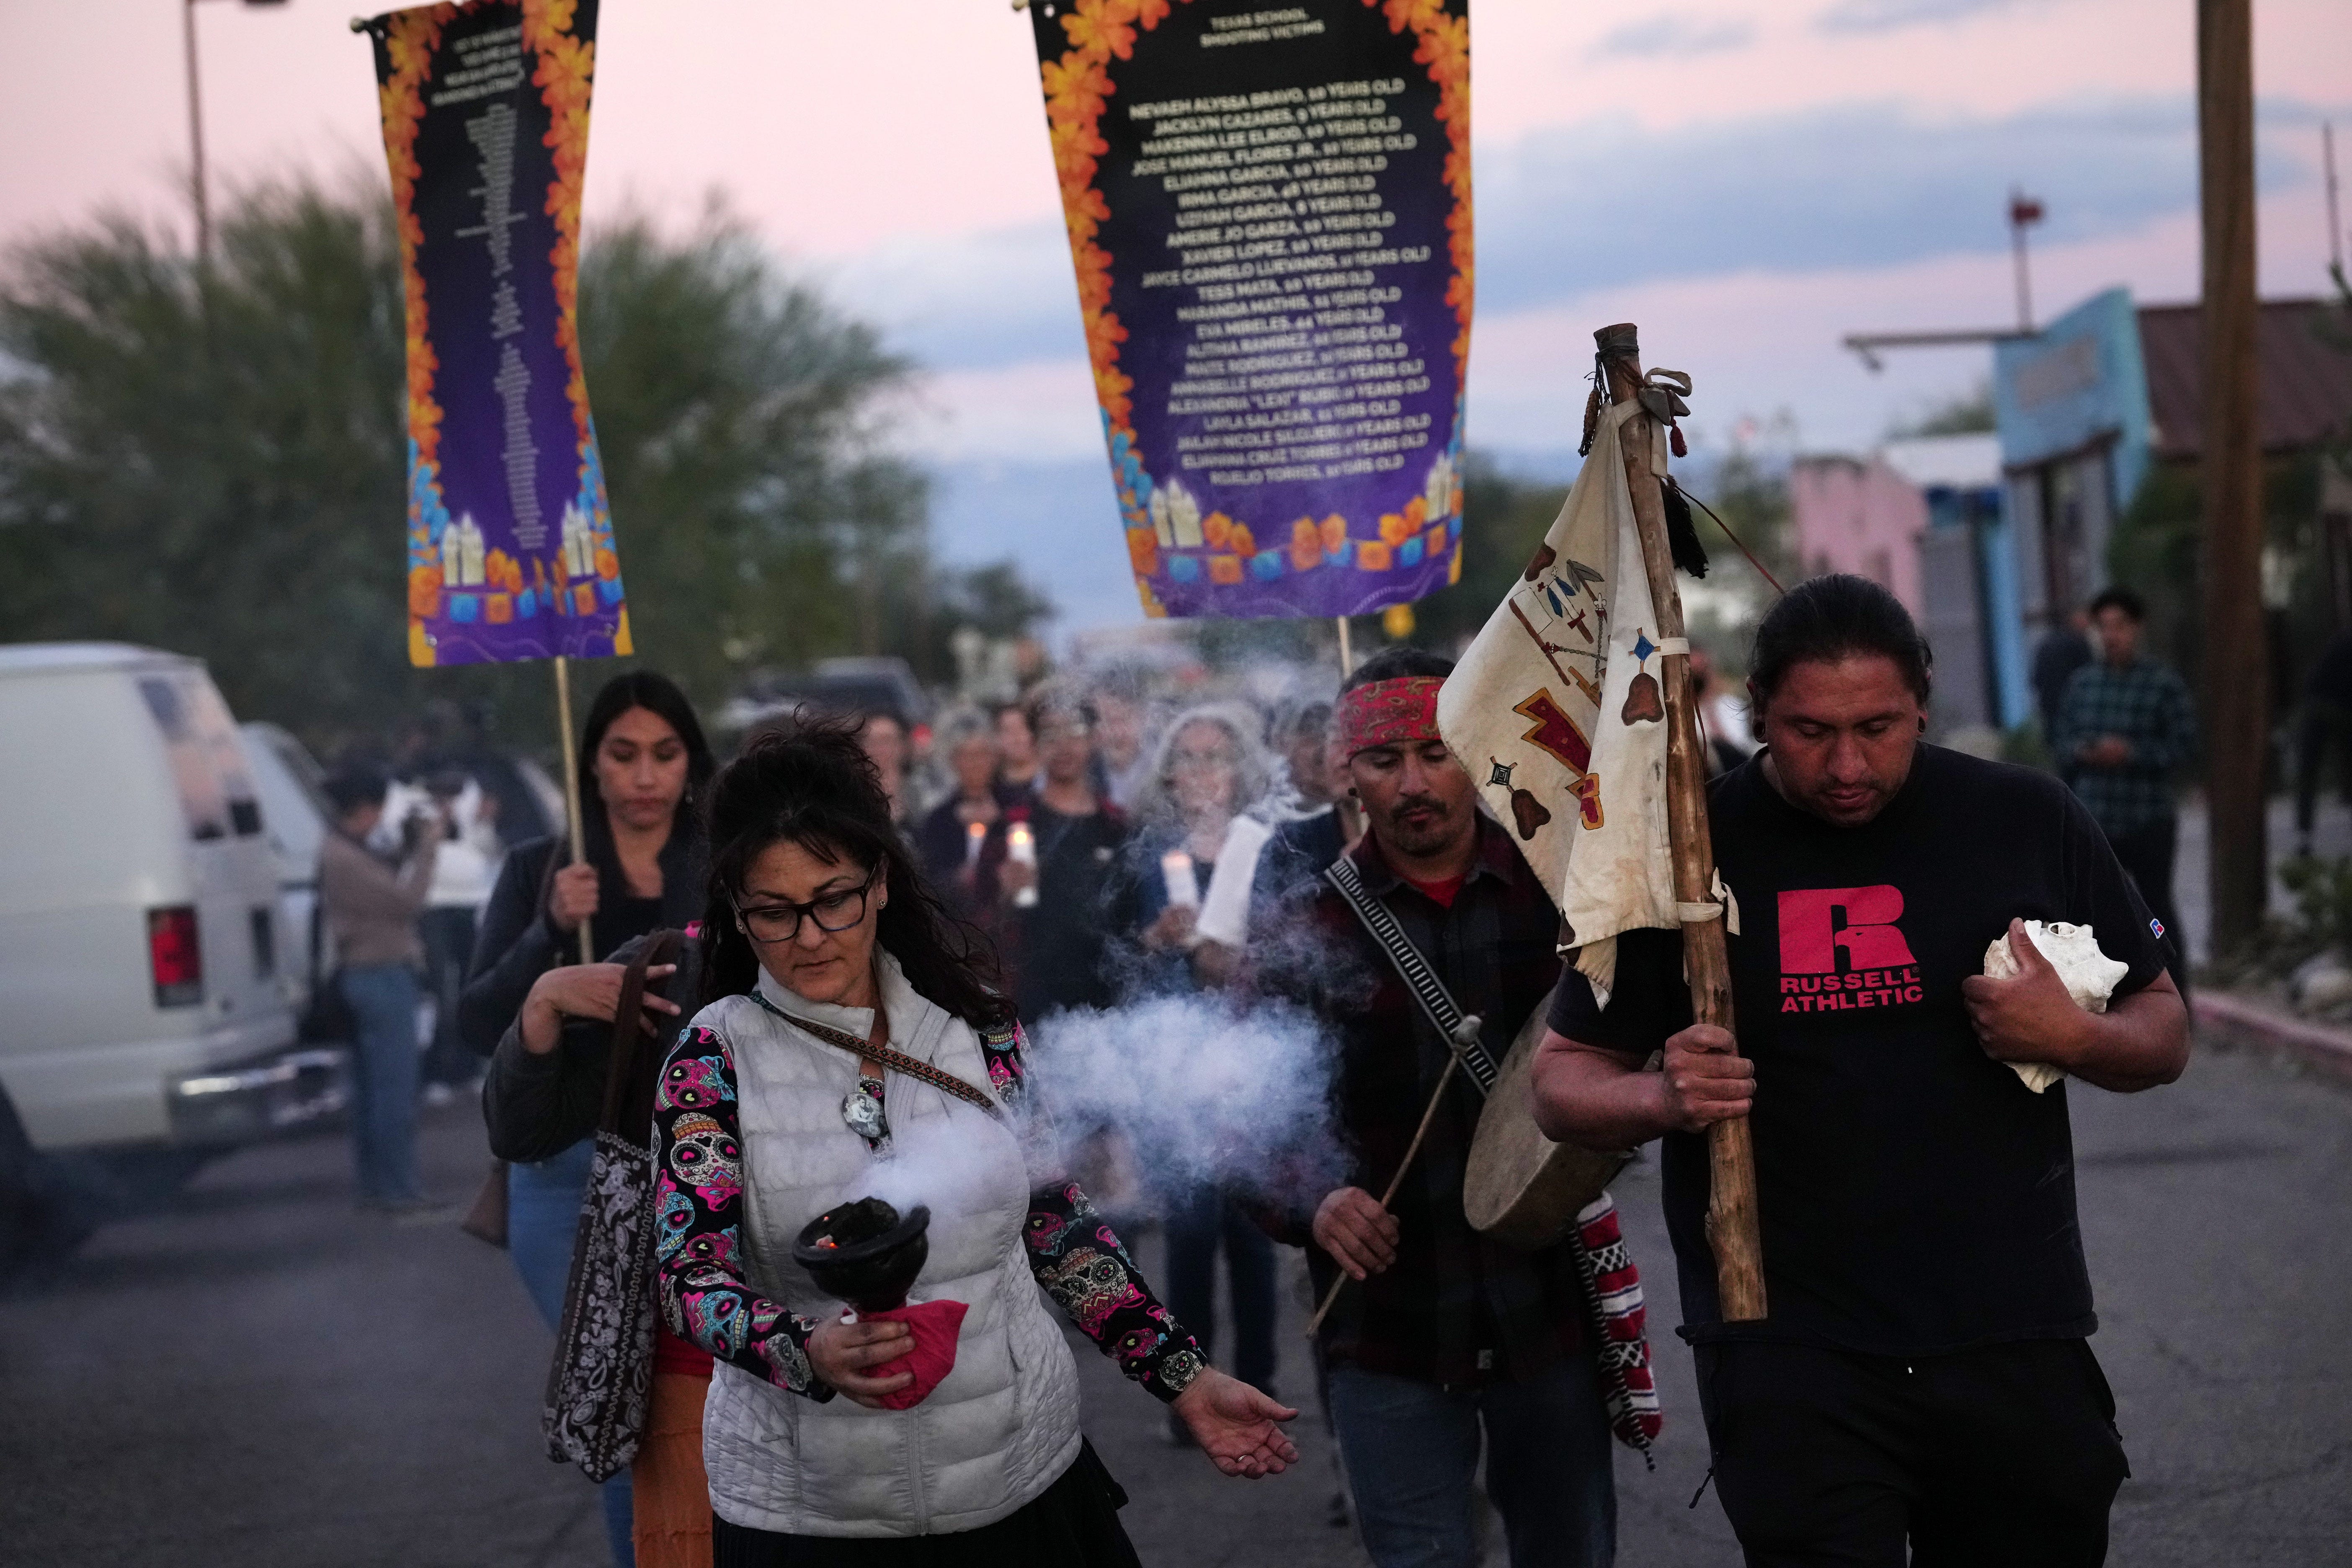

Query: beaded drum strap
left=747, top=989, right=1003, bottom=1122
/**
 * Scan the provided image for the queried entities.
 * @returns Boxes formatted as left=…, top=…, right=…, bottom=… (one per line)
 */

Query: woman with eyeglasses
left=1105, top=702, right=1284, bottom=1442
left=654, top=717, right=1295, bottom=1565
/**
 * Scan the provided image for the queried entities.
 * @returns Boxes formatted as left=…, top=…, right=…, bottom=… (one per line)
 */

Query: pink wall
left=1789, top=455, right=1927, bottom=617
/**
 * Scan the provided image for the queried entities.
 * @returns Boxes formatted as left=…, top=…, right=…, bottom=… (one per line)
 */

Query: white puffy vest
left=697, top=957, right=1083, bottom=1537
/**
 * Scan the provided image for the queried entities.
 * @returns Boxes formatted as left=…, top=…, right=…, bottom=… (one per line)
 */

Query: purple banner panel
left=1029, top=0, right=1471, bottom=621
left=371, top=0, right=629, bottom=667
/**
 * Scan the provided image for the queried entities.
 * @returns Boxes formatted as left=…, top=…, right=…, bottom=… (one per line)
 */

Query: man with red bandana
left=1253, top=645, right=1622, bottom=1568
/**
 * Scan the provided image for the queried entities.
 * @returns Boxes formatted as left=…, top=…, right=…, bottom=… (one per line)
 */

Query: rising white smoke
left=1022, top=992, right=1349, bottom=1211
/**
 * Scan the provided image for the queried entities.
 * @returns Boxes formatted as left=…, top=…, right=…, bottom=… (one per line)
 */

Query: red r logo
left=1779, top=885, right=1916, bottom=973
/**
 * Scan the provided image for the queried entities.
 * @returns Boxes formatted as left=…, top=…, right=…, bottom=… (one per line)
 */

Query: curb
left=2192, top=991, right=2352, bottom=1082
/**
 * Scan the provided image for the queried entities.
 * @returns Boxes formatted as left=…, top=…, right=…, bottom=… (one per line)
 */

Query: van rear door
left=134, top=670, right=291, bottom=1039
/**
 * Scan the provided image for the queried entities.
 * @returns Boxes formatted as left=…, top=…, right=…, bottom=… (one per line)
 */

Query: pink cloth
left=864, top=1299, right=969, bottom=1410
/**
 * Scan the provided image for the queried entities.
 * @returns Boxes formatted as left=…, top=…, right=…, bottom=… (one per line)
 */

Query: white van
left=0, top=644, right=345, bottom=1207
left=238, top=719, right=333, bottom=1015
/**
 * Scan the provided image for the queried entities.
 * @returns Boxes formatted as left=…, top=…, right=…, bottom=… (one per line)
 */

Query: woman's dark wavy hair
left=697, top=713, right=1014, bottom=1027
left=579, top=669, right=716, bottom=835
left=1749, top=574, right=1933, bottom=708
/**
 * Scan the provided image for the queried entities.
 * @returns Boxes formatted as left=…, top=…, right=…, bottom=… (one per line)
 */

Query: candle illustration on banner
left=561, top=501, right=594, bottom=580
left=457, top=514, right=486, bottom=588
left=1160, top=851, right=1200, bottom=910
left=1006, top=821, right=1038, bottom=909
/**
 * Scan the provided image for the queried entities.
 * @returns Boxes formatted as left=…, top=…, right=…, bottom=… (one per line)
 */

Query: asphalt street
left=2, top=1037, right=2347, bottom=1566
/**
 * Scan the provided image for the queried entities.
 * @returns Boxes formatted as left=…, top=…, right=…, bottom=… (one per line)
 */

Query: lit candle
left=1006, top=821, right=1038, bottom=908
left=964, top=819, right=986, bottom=865
left=1160, top=849, right=1200, bottom=910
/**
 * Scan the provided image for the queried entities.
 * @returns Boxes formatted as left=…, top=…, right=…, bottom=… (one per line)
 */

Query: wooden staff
left=1305, top=1055, right=1458, bottom=1338
left=552, top=654, right=593, bottom=964
left=1597, top=322, right=1767, bottom=1321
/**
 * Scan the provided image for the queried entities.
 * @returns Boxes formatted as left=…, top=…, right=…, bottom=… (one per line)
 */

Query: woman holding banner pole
left=462, top=668, right=714, bottom=1566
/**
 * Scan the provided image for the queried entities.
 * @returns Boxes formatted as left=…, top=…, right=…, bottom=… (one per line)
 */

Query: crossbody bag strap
left=749, top=990, right=1005, bottom=1121
left=1323, top=856, right=1501, bottom=1097
left=599, top=928, right=684, bottom=1142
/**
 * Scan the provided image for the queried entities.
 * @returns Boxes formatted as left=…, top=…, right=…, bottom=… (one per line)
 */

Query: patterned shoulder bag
left=542, top=928, right=681, bottom=1482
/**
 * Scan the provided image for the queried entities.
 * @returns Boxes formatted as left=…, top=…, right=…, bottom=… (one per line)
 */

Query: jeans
left=1327, top=1356, right=1617, bottom=1568
left=417, top=905, right=479, bottom=1087
left=339, top=964, right=423, bottom=1204
left=510, top=1139, right=637, bottom=1566
left=2295, top=697, right=2352, bottom=837
left=1163, top=1184, right=1278, bottom=1393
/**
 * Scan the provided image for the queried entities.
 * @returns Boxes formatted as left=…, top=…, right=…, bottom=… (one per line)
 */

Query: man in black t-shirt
left=1534, top=575, right=2189, bottom=1568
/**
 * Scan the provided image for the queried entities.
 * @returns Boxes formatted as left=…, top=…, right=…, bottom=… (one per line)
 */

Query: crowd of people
left=297, top=570, right=2215, bottom=1568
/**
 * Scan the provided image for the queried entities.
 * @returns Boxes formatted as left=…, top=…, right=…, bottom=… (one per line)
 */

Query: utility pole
left=2327, top=123, right=2344, bottom=279
left=184, top=0, right=211, bottom=262
left=2008, top=189, right=2045, bottom=332
left=182, top=0, right=288, bottom=263
left=2199, top=0, right=2266, bottom=954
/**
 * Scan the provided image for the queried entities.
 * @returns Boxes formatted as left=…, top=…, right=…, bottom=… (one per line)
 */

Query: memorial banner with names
left=370, top=0, right=629, bottom=667
left=1029, top=0, right=1471, bottom=620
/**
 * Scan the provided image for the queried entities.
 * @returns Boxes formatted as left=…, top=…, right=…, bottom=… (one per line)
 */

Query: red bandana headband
left=1337, top=676, right=1444, bottom=758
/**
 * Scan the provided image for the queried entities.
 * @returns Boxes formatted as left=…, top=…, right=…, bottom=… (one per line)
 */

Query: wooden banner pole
left=1336, top=616, right=1356, bottom=677
left=552, top=654, right=593, bottom=964
left=1597, top=322, right=1767, bottom=1321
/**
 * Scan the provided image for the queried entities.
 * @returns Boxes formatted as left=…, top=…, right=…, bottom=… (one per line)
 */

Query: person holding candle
left=997, top=681, right=1132, bottom=1026
left=993, top=700, right=1042, bottom=799
left=652, top=717, right=1296, bottom=1563
left=1107, top=702, right=1283, bottom=1432
left=913, top=708, right=1007, bottom=923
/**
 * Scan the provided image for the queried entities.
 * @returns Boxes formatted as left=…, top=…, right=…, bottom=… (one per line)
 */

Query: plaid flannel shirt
left=2052, top=656, right=2198, bottom=835
left=1255, top=818, right=1584, bottom=1388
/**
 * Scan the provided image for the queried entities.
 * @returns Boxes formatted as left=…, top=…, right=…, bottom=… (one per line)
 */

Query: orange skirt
left=632, top=1372, right=713, bottom=1568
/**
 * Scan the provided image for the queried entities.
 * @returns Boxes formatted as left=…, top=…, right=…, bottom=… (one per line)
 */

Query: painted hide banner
left=1435, top=400, right=1676, bottom=998
left=1028, top=0, right=1471, bottom=620
left=371, top=0, right=630, bottom=668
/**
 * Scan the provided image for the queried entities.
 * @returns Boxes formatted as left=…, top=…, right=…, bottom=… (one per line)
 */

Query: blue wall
left=1993, top=286, right=2154, bottom=513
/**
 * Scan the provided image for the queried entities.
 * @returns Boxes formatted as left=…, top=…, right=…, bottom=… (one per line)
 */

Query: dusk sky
left=6, top=0, right=2348, bottom=628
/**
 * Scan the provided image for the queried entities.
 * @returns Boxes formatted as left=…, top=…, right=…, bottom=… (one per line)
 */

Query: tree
left=0, top=183, right=416, bottom=741
left=0, top=178, right=1046, bottom=751
left=1891, top=382, right=1996, bottom=438
left=572, top=209, right=938, bottom=702
left=1404, top=453, right=1571, bottom=652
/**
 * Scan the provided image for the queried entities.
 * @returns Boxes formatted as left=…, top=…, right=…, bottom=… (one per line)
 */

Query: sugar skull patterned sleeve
left=981, top=1021, right=1207, bottom=1404
left=652, top=1024, right=833, bottom=1402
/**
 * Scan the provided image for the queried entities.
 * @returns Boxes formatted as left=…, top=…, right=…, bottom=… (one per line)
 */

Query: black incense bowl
left=792, top=1198, right=931, bottom=1314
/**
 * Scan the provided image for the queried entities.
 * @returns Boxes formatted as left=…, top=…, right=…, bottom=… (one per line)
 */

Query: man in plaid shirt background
left=2053, top=585, right=2198, bottom=988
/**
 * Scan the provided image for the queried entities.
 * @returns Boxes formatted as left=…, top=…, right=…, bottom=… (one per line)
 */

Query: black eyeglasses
left=734, top=869, right=879, bottom=943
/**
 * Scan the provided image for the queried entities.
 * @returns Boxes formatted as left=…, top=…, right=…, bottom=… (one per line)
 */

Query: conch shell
left=1981, top=921, right=2129, bottom=1093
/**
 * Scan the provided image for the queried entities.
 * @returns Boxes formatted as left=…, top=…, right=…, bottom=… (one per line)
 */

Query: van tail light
left=149, top=906, right=204, bottom=1007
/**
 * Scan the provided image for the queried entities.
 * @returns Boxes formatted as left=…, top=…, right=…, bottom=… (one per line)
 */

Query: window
left=140, top=672, right=264, bottom=843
